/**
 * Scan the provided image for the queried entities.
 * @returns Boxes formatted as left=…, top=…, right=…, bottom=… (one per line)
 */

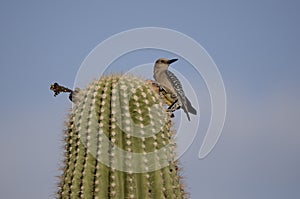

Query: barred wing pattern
left=165, top=70, right=191, bottom=121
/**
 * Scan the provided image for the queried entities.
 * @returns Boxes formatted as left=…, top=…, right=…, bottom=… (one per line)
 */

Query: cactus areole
left=57, top=75, right=188, bottom=199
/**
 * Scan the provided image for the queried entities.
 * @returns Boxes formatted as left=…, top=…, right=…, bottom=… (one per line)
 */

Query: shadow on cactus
left=51, top=74, right=189, bottom=199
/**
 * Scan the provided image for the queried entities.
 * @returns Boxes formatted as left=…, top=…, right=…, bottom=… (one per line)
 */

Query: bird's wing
left=165, top=70, right=191, bottom=120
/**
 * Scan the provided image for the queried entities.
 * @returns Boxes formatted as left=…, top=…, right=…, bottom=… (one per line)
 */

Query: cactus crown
left=57, top=75, right=188, bottom=199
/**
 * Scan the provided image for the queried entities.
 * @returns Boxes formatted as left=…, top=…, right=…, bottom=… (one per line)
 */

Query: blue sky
left=0, top=1, right=299, bottom=198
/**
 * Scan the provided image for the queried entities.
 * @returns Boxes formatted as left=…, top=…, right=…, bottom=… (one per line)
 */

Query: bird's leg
left=167, top=99, right=181, bottom=112
left=166, top=99, right=181, bottom=118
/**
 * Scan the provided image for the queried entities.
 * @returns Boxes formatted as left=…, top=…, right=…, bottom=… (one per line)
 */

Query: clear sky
left=0, top=1, right=299, bottom=198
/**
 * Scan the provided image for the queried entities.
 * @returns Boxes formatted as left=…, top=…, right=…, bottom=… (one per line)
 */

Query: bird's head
left=154, top=58, right=178, bottom=69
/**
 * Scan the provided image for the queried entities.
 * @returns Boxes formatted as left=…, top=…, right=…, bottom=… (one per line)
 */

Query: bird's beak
left=168, top=59, right=178, bottom=64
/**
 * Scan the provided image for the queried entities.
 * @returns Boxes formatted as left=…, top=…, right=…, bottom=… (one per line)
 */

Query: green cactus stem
left=57, top=75, right=188, bottom=199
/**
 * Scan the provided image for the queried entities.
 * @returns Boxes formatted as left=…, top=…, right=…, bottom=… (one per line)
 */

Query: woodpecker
left=153, top=58, right=197, bottom=121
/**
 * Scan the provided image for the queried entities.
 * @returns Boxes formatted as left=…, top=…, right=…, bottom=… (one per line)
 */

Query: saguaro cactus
left=57, top=75, right=188, bottom=199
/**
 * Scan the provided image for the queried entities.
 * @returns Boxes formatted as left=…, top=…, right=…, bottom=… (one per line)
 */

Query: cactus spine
left=58, top=75, right=188, bottom=199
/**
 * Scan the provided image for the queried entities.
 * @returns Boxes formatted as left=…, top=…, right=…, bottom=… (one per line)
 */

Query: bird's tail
left=184, top=110, right=191, bottom=121
left=186, top=97, right=197, bottom=115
